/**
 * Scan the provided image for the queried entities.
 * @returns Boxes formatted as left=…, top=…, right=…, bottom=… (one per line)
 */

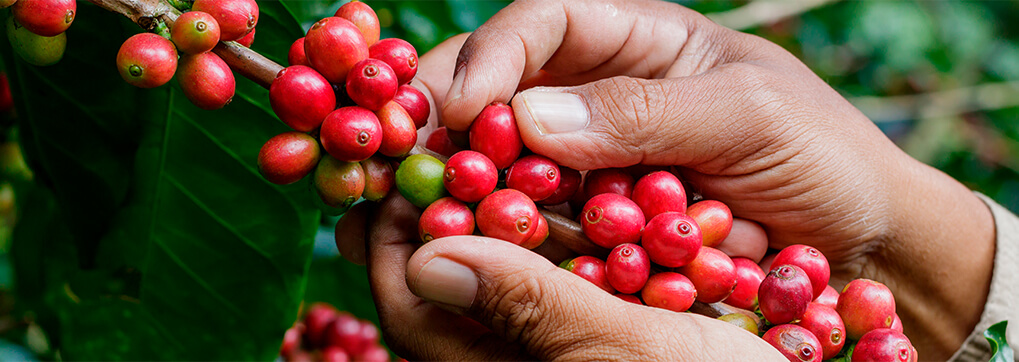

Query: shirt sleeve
left=947, top=193, right=1019, bottom=362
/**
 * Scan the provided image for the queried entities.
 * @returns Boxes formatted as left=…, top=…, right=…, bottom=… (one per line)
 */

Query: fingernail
left=443, top=69, right=467, bottom=109
left=519, top=90, right=590, bottom=134
left=411, top=257, right=478, bottom=309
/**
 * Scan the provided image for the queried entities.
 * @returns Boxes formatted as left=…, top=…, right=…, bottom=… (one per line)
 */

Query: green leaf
left=985, top=321, right=1014, bottom=362
left=3, top=1, right=321, bottom=360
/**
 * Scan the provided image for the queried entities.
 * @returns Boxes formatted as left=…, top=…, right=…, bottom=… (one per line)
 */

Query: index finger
left=440, top=0, right=727, bottom=131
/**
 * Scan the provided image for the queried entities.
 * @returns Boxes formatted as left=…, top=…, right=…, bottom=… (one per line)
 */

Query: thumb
left=405, top=235, right=638, bottom=360
left=510, top=65, right=779, bottom=172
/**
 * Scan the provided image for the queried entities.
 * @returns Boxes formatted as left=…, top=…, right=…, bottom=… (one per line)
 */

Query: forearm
left=869, top=156, right=995, bottom=360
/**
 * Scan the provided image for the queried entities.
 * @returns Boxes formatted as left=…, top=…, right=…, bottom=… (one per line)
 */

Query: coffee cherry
left=334, top=0, right=380, bottom=46
left=117, top=33, right=177, bottom=88
left=616, top=294, right=643, bottom=305
left=686, top=200, right=733, bottom=248
left=641, top=272, right=697, bottom=313
left=171, top=11, right=221, bottom=54
left=6, top=17, right=65, bottom=67
left=890, top=313, right=903, bottom=333
left=354, top=344, right=390, bottom=362
left=476, top=189, right=541, bottom=246
left=758, top=264, right=813, bottom=325
left=305, top=17, right=368, bottom=84
left=360, top=155, right=394, bottom=202
left=269, top=65, right=337, bottom=132
left=851, top=329, right=915, bottom=362
left=320, top=346, right=349, bottom=362
left=772, top=244, right=830, bottom=299
left=279, top=323, right=302, bottom=357
left=836, top=279, right=896, bottom=340
left=606, top=243, right=650, bottom=294
left=419, top=197, right=474, bottom=242
left=314, top=155, right=365, bottom=209
left=474, top=189, right=542, bottom=246
left=677, top=246, right=737, bottom=303
left=583, top=168, right=635, bottom=200
left=814, top=284, right=839, bottom=309
left=469, top=103, right=522, bottom=169
left=580, top=193, right=644, bottom=249
left=303, top=303, right=339, bottom=348
left=375, top=101, right=417, bottom=157
left=718, top=313, right=759, bottom=335
left=324, top=313, right=367, bottom=355
left=761, top=324, right=823, bottom=362
left=346, top=59, right=398, bottom=111
left=0, top=0, right=16, bottom=9
left=519, top=213, right=548, bottom=250
left=236, top=27, right=255, bottom=47
left=192, top=0, right=259, bottom=41
left=723, top=257, right=766, bottom=310
left=392, top=85, right=429, bottom=129
left=795, top=302, right=846, bottom=360
left=443, top=150, right=498, bottom=203
left=394, top=154, right=447, bottom=209
left=257, top=132, right=321, bottom=185
left=369, top=38, right=418, bottom=85
left=12, top=0, right=75, bottom=37
left=560, top=255, right=615, bottom=294
left=288, top=37, right=309, bottom=66
left=178, top=52, right=235, bottom=110
left=537, top=166, right=581, bottom=205
left=631, top=171, right=687, bottom=218
left=641, top=212, right=702, bottom=268
left=425, top=127, right=463, bottom=158
left=506, top=155, right=561, bottom=201
left=319, top=106, right=382, bottom=162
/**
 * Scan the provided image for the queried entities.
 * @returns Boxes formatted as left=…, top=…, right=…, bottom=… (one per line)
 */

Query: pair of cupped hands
left=334, top=0, right=996, bottom=360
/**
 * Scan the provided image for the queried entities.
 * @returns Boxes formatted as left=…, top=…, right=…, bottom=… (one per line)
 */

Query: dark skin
left=337, top=0, right=996, bottom=359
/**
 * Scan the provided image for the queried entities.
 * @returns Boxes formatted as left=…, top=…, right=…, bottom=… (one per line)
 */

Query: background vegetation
left=0, top=0, right=1015, bottom=359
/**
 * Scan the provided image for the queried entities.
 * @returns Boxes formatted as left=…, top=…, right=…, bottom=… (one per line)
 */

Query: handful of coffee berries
left=280, top=302, right=392, bottom=362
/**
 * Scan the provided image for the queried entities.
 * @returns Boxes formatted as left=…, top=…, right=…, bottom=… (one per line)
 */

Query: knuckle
left=587, top=77, right=668, bottom=159
left=477, top=275, right=547, bottom=344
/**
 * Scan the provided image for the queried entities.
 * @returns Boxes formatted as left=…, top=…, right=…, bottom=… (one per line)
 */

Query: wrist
left=870, top=155, right=995, bottom=360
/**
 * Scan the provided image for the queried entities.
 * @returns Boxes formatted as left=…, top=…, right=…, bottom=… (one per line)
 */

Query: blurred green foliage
left=0, top=0, right=1015, bottom=360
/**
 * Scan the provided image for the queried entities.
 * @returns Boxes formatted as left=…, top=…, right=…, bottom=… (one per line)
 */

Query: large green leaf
left=4, top=1, right=320, bottom=360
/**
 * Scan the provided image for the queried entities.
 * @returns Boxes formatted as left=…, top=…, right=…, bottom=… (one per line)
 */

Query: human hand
left=339, top=0, right=996, bottom=359
left=438, top=0, right=995, bottom=358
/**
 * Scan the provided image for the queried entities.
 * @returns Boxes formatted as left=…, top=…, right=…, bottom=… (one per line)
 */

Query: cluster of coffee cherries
left=409, top=112, right=917, bottom=360
left=3, top=0, right=74, bottom=67
left=255, top=1, right=429, bottom=210
left=115, top=0, right=259, bottom=110
left=554, top=188, right=916, bottom=362
left=279, top=302, right=392, bottom=362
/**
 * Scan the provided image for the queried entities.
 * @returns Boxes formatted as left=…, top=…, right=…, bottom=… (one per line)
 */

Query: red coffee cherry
left=392, top=85, right=430, bottom=129
left=334, top=0, right=380, bottom=46
left=117, top=33, right=177, bottom=89
left=560, top=256, right=615, bottom=294
left=762, top=324, right=823, bottom=362
left=12, top=0, right=75, bottom=37
left=375, top=101, right=417, bottom=157
left=269, top=65, right=337, bottom=132
left=369, top=38, right=418, bottom=85
left=305, top=17, right=368, bottom=84
left=319, top=106, right=382, bottom=162
left=631, top=171, right=687, bottom=219
left=641, top=272, right=697, bottom=313
left=580, top=193, right=644, bottom=249
left=192, top=0, right=259, bottom=41
left=475, top=189, right=540, bottom=246
left=506, top=155, right=561, bottom=201
left=288, top=37, right=309, bottom=66
left=419, top=197, right=475, bottom=243
left=443, top=150, right=498, bottom=203
left=171, top=11, right=221, bottom=54
left=257, top=132, right=321, bottom=185
left=346, top=58, right=398, bottom=111
left=469, top=102, right=522, bottom=170
left=178, top=52, right=235, bottom=110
